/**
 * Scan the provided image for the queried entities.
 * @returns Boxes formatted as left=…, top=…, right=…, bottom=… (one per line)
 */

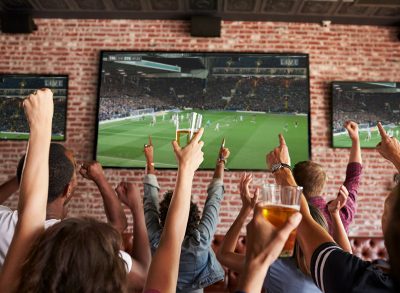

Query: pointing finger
left=377, top=122, right=389, bottom=139
left=279, top=133, right=286, bottom=146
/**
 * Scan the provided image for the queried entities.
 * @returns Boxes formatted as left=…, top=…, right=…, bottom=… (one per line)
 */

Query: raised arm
left=144, top=136, right=156, bottom=175
left=143, top=137, right=162, bottom=240
left=197, top=147, right=230, bottom=244
left=79, top=161, right=127, bottom=233
left=0, top=89, right=53, bottom=292
left=144, top=128, right=204, bottom=293
left=217, top=173, right=258, bottom=273
left=266, top=134, right=334, bottom=269
left=237, top=203, right=302, bottom=293
left=376, top=122, right=400, bottom=172
left=0, top=177, right=18, bottom=205
left=345, top=121, right=362, bottom=164
left=327, top=186, right=352, bottom=253
left=115, top=182, right=151, bottom=292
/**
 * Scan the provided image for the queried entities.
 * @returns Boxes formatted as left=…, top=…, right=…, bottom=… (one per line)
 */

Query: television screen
left=95, top=52, right=310, bottom=170
left=0, top=75, right=68, bottom=141
left=332, top=81, right=400, bottom=148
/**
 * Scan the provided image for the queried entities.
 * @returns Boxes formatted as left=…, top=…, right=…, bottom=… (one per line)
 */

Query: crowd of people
left=0, top=97, right=66, bottom=136
left=0, top=88, right=399, bottom=293
left=333, top=91, right=399, bottom=133
left=98, top=75, right=308, bottom=121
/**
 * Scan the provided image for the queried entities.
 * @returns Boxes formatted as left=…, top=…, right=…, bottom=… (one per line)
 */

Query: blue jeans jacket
left=143, top=174, right=225, bottom=291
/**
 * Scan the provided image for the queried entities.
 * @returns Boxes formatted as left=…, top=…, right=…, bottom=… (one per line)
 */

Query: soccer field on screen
left=333, top=126, right=400, bottom=148
left=96, top=110, right=309, bottom=170
left=0, top=132, right=64, bottom=141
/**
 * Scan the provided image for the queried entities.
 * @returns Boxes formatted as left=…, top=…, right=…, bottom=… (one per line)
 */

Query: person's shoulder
left=0, top=205, right=18, bottom=221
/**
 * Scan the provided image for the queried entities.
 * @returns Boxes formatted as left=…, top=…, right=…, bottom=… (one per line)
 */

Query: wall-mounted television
left=332, top=81, right=400, bottom=148
left=95, top=51, right=310, bottom=170
left=0, top=74, right=68, bottom=141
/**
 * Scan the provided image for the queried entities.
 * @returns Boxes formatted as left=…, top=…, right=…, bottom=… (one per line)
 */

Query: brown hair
left=384, top=184, right=400, bottom=286
left=18, top=217, right=127, bottom=293
left=159, top=191, right=200, bottom=237
left=293, top=161, right=326, bottom=199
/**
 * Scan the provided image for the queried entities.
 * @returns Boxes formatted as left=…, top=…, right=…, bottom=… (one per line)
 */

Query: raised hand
left=328, top=185, right=348, bottom=214
left=239, top=173, right=259, bottom=212
left=238, top=204, right=302, bottom=292
left=144, top=136, right=154, bottom=163
left=266, top=133, right=291, bottom=169
left=219, top=147, right=230, bottom=161
left=115, top=182, right=141, bottom=208
left=23, top=88, right=53, bottom=132
left=79, top=161, right=105, bottom=182
left=376, top=122, right=400, bottom=170
left=172, top=127, right=204, bottom=173
left=344, top=121, right=359, bottom=141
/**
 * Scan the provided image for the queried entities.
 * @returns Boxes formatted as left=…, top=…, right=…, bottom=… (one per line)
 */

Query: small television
left=95, top=51, right=310, bottom=170
left=0, top=74, right=68, bottom=141
left=332, top=81, right=400, bottom=148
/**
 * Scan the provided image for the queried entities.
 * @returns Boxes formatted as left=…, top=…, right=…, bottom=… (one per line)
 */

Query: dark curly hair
left=18, top=217, right=127, bottom=293
left=159, top=191, right=200, bottom=237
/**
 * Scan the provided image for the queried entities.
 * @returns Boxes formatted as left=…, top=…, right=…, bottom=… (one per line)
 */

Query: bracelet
left=271, top=163, right=291, bottom=173
left=218, top=157, right=226, bottom=164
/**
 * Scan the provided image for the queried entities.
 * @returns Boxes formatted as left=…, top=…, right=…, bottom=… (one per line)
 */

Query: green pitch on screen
left=96, top=111, right=309, bottom=170
left=0, top=132, right=64, bottom=141
left=333, top=126, right=400, bottom=148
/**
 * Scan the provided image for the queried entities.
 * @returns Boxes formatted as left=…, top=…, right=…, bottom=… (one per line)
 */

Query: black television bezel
left=0, top=73, right=69, bottom=142
left=94, top=50, right=311, bottom=171
left=331, top=80, right=399, bottom=149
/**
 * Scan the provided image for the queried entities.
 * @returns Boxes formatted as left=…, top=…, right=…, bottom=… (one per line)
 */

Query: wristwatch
left=271, top=163, right=291, bottom=173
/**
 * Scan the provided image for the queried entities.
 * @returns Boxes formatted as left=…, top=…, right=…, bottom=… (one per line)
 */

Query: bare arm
left=217, top=173, right=256, bottom=273
left=267, top=134, right=334, bottom=269
left=80, top=161, right=127, bottom=233
left=0, top=89, right=53, bottom=292
left=0, top=177, right=18, bottom=205
left=115, top=182, right=151, bottom=292
left=213, top=146, right=229, bottom=179
left=327, top=186, right=352, bottom=253
left=344, top=121, right=362, bottom=164
left=144, top=136, right=156, bottom=175
left=144, top=129, right=204, bottom=293
left=376, top=122, right=400, bottom=172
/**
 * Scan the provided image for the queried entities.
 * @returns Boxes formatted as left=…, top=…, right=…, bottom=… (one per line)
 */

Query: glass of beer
left=176, top=112, right=202, bottom=146
left=261, top=184, right=302, bottom=257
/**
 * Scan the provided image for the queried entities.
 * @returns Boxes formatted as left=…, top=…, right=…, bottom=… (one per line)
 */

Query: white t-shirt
left=0, top=205, right=132, bottom=272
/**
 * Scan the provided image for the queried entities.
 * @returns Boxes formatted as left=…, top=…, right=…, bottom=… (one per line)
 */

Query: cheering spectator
left=143, top=135, right=228, bottom=292
left=293, top=120, right=362, bottom=235
left=266, top=130, right=399, bottom=292
left=0, top=88, right=53, bottom=292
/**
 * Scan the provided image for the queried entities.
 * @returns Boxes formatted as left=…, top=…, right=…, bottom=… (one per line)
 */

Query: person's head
left=383, top=184, right=400, bottom=285
left=18, top=217, right=126, bottom=293
left=293, top=161, right=327, bottom=199
left=16, top=143, right=77, bottom=207
left=159, top=191, right=200, bottom=237
left=295, top=203, right=328, bottom=275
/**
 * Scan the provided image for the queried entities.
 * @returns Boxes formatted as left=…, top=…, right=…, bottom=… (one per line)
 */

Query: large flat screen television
left=95, top=51, right=310, bottom=170
left=0, top=74, right=68, bottom=141
left=332, top=81, right=400, bottom=148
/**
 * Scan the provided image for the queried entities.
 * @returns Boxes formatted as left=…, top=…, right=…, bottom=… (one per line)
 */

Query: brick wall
left=0, top=19, right=399, bottom=237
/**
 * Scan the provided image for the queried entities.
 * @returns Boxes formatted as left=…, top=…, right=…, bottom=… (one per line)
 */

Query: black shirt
left=311, top=242, right=396, bottom=293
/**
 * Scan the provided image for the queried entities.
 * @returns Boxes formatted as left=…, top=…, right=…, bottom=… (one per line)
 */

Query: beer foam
left=261, top=203, right=300, bottom=211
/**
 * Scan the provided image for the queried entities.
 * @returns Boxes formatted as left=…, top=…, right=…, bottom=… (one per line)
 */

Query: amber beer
left=176, top=129, right=199, bottom=146
left=261, top=203, right=300, bottom=257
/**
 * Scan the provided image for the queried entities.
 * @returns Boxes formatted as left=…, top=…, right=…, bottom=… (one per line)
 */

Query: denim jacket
left=143, top=174, right=225, bottom=291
